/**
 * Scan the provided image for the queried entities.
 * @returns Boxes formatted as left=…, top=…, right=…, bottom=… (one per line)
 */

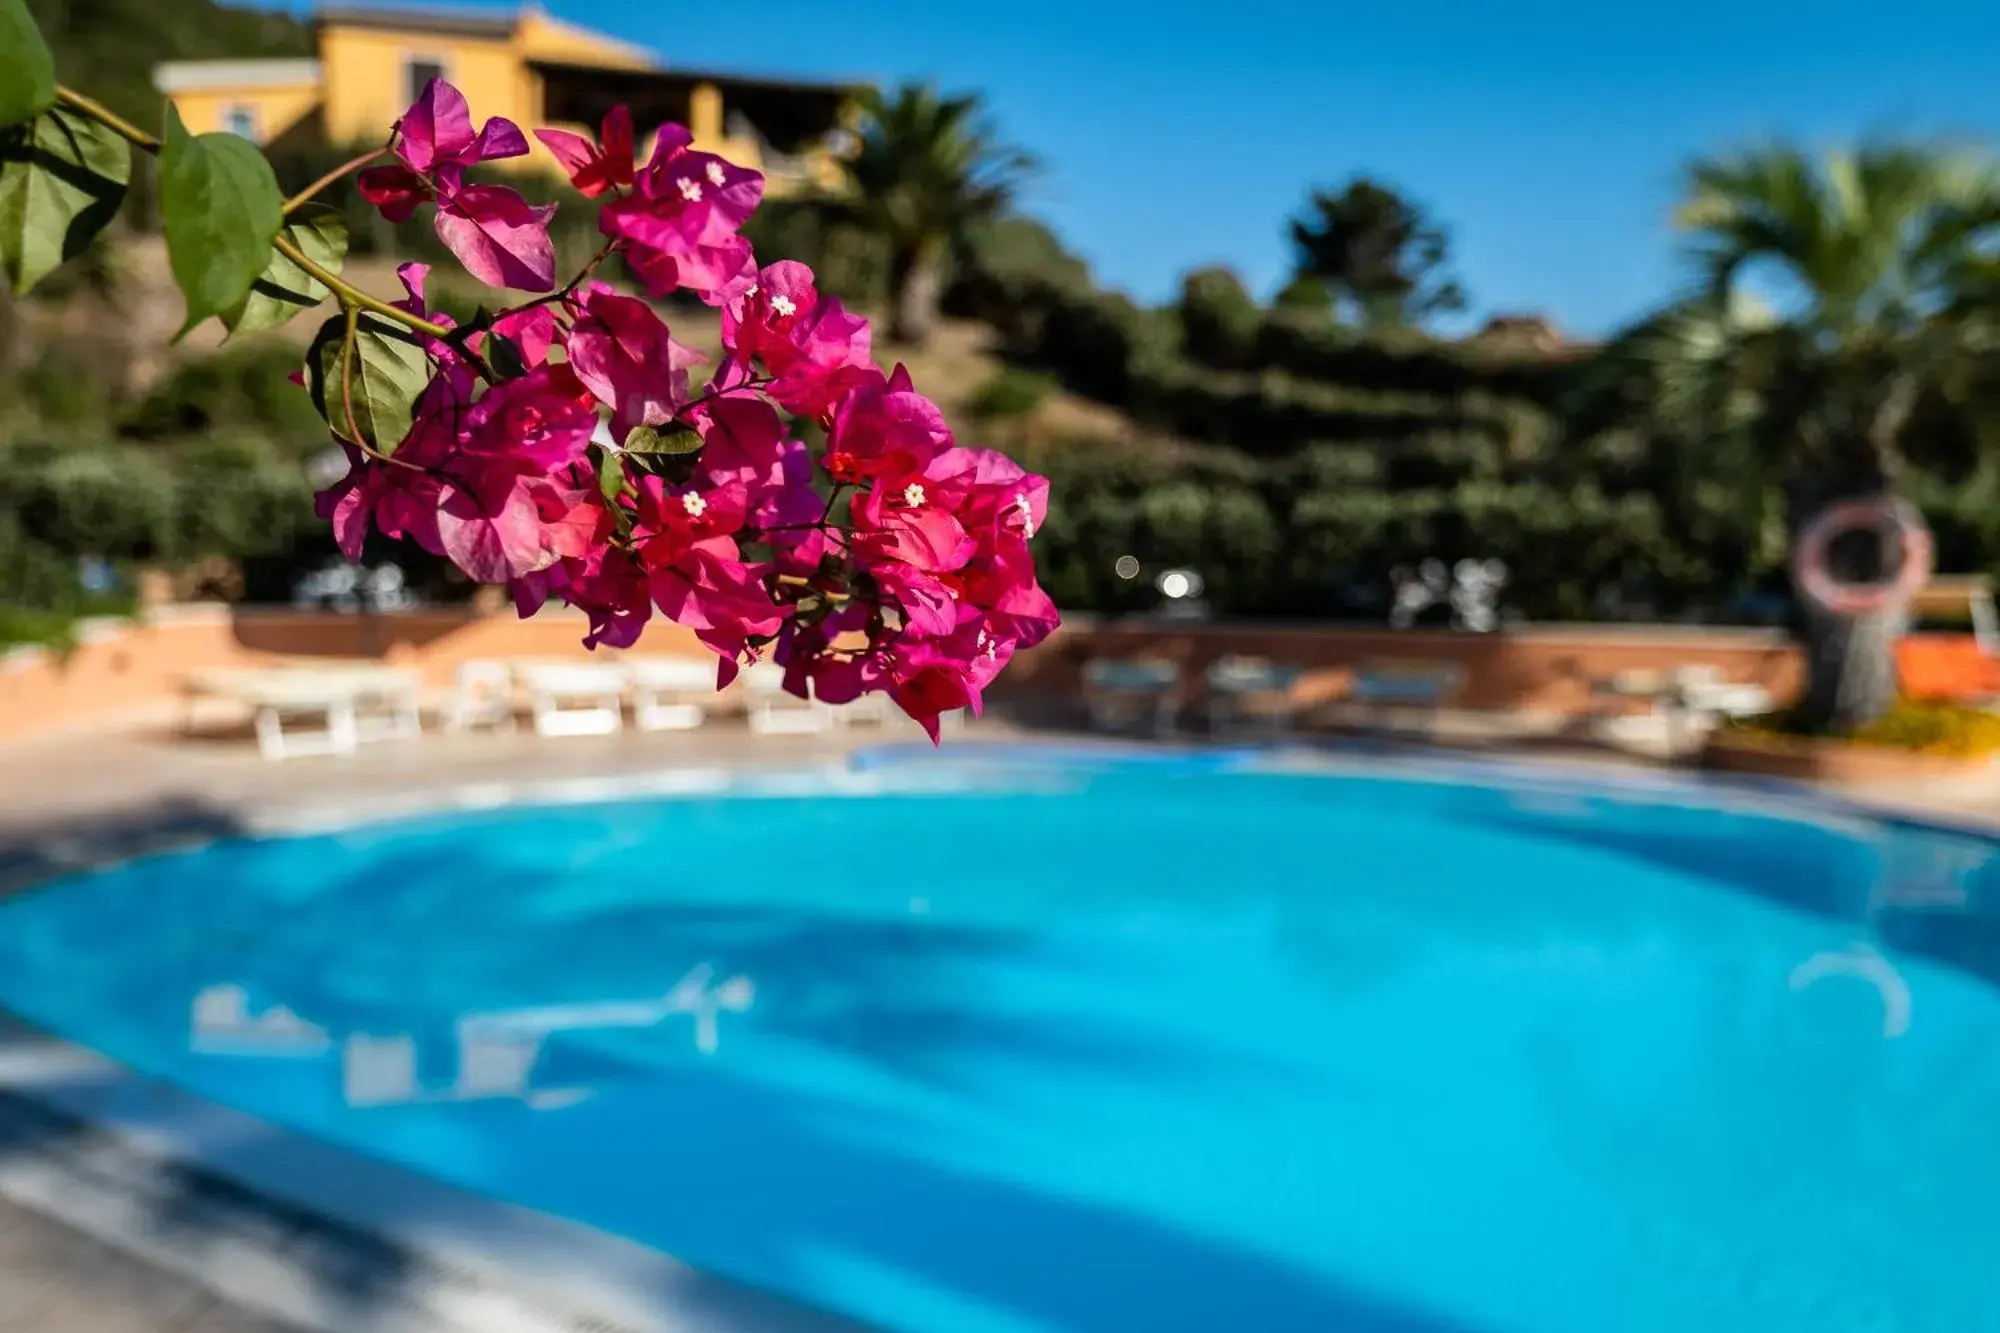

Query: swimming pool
left=1, top=746, right=1998, bottom=1333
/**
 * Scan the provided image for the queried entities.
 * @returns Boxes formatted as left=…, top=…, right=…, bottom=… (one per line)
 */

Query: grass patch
left=0, top=607, right=85, bottom=653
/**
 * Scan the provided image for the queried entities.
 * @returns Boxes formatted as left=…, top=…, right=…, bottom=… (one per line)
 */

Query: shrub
left=966, top=366, right=1057, bottom=421
left=169, top=433, right=313, bottom=560
left=1177, top=266, right=1261, bottom=369
left=1732, top=700, right=2000, bottom=758
left=0, top=439, right=173, bottom=558
left=743, top=197, right=891, bottom=308
left=124, top=344, right=326, bottom=442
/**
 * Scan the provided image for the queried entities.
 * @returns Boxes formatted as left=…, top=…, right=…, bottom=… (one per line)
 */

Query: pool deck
left=0, top=1192, right=300, bottom=1333
left=2, top=712, right=2000, bottom=1331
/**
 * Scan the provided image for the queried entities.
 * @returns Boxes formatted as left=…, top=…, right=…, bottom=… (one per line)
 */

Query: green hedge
left=1022, top=437, right=1795, bottom=623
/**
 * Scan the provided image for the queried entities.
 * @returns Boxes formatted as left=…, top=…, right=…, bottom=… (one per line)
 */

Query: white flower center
left=705, top=160, right=727, bottom=186
left=769, top=294, right=798, bottom=318
left=902, top=482, right=927, bottom=507
left=677, top=177, right=703, bottom=202
left=1014, top=491, right=1036, bottom=537
left=680, top=492, right=708, bottom=518
left=743, top=283, right=758, bottom=298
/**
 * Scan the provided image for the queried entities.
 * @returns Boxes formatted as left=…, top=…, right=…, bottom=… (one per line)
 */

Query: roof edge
left=525, top=56, right=865, bottom=96
left=153, top=59, right=326, bottom=94
left=314, top=5, right=519, bottom=40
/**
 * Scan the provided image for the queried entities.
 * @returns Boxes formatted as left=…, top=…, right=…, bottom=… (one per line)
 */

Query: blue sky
left=347, top=0, right=2000, bottom=335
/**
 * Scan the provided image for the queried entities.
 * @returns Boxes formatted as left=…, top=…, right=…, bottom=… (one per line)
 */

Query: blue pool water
left=2, top=748, right=2000, bottom=1332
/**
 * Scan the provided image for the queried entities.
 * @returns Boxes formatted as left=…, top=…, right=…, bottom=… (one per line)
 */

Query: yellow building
left=153, top=5, right=859, bottom=196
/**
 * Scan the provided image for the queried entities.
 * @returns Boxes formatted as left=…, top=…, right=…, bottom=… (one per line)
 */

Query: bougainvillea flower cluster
left=322, top=79, right=1056, bottom=739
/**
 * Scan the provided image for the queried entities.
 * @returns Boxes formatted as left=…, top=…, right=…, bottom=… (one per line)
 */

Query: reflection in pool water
left=194, top=965, right=754, bottom=1109
left=2, top=749, right=1999, bottom=1333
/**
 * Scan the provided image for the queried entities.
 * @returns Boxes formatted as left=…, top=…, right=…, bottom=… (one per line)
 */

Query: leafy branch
left=49, top=84, right=456, bottom=347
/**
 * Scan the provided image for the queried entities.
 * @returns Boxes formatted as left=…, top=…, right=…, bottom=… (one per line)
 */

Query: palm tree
left=837, top=83, right=1034, bottom=347
left=1287, top=177, right=1466, bottom=333
left=1590, top=144, right=2000, bottom=732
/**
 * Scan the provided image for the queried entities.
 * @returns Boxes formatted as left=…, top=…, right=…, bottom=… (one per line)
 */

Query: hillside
left=46, top=238, right=1143, bottom=449
left=27, top=0, right=311, bottom=125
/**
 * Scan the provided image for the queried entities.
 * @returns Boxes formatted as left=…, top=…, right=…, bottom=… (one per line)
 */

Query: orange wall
left=169, top=85, right=322, bottom=143
left=318, top=17, right=653, bottom=148
left=319, top=25, right=529, bottom=146
left=0, top=607, right=1806, bottom=745
left=0, top=606, right=708, bottom=743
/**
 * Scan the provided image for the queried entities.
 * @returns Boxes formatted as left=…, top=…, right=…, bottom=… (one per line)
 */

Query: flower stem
left=338, top=304, right=364, bottom=447
left=270, top=233, right=451, bottom=339
left=52, top=83, right=481, bottom=365
left=283, top=148, right=387, bottom=214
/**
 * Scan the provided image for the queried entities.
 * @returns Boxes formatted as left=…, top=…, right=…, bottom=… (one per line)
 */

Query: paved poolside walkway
left=0, top=1194, right=301, bottom=1332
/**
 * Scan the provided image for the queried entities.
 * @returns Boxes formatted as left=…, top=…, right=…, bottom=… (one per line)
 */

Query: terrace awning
left=530, top=59, right=859, bottom=154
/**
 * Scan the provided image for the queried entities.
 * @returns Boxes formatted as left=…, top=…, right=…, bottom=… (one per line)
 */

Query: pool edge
left=0, top=1013, right=876, bottom=1333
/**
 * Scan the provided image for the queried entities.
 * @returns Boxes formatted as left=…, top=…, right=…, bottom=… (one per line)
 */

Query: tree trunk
left=1789, top=488, right=1921, bottom=734
left=1797, top=601, right=1904, bottom=733
left=888, top=242, right=943, bottom=347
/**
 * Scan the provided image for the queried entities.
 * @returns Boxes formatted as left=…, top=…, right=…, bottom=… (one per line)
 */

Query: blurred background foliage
left=4, top=19, right=1998, bottom=646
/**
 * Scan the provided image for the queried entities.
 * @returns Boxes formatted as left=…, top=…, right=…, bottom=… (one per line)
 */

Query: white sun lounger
left=741, top=662, right=835, bottom=735
left=183, top=669, right=341, bottom=761
left=626, top=656, right=718, bottom=732
left=514, top=662, right=628, bottom=737
left=306, top=664, right=423, bottom=744
left=442, top=659, right=517, bottom=733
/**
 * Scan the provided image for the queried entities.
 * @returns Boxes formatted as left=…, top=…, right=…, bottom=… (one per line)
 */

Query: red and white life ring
left=1791, top=497, right=1934, bottom=617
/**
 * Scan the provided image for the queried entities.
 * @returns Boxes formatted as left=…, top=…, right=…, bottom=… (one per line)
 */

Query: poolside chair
left=182, top=667, right=362, bottom=760
left=184, top=664, right=426, bottom=760
left=442, top=660, right=516, bottom=733
left=1082, top=658, right=1183, bottom=737
left=741, top=662, right=835, bottom=735
left=1342, top=659, right=1465, bottom=739
left=1588, top=664, right=1773, bottom=755
left=515, top=662, right=628, bottom=737
left=327, top=664, right=424, bottom=744
left=627, top=656, right=717, bottom=732
left=1670, top=665, right=1772, bottom=728
left=1205, top=655, right=1305, bottom=738
left=834, top=691, right=896, bottom=728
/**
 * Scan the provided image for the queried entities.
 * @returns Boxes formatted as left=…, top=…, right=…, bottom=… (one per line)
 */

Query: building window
left=405, top=57, right=446, bottom=105
left=222, top=104, right=259, bottom=141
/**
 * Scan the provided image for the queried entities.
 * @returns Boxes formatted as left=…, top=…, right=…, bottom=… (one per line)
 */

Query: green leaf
left=0, top=0, right=56, bottom=128
left=0, top=109, right=130, bottom=294
left=305, top=311, right=432, bottom=454
left=596, top=449, right=626, bottom=503
left=623, top=422, right=703, bottom=455
left=487, top=331, right=527, bottom=380
left=220, top=204, right=345, bottom=341
left=160, top=105, right=282, bottom=336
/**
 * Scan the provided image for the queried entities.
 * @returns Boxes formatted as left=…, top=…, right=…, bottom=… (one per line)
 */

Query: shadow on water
left=0, top=826, right=1447, bottom=1332
left=1442, top=782, right=2000, bottom=988
left=527, top=1067, right=1484, bottom=1333
left=0, top=797, right=249, bottom=899
left=0, top=1031, right=1481, bottom=1333
left=12, top=829, right=1296, bottom=1102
